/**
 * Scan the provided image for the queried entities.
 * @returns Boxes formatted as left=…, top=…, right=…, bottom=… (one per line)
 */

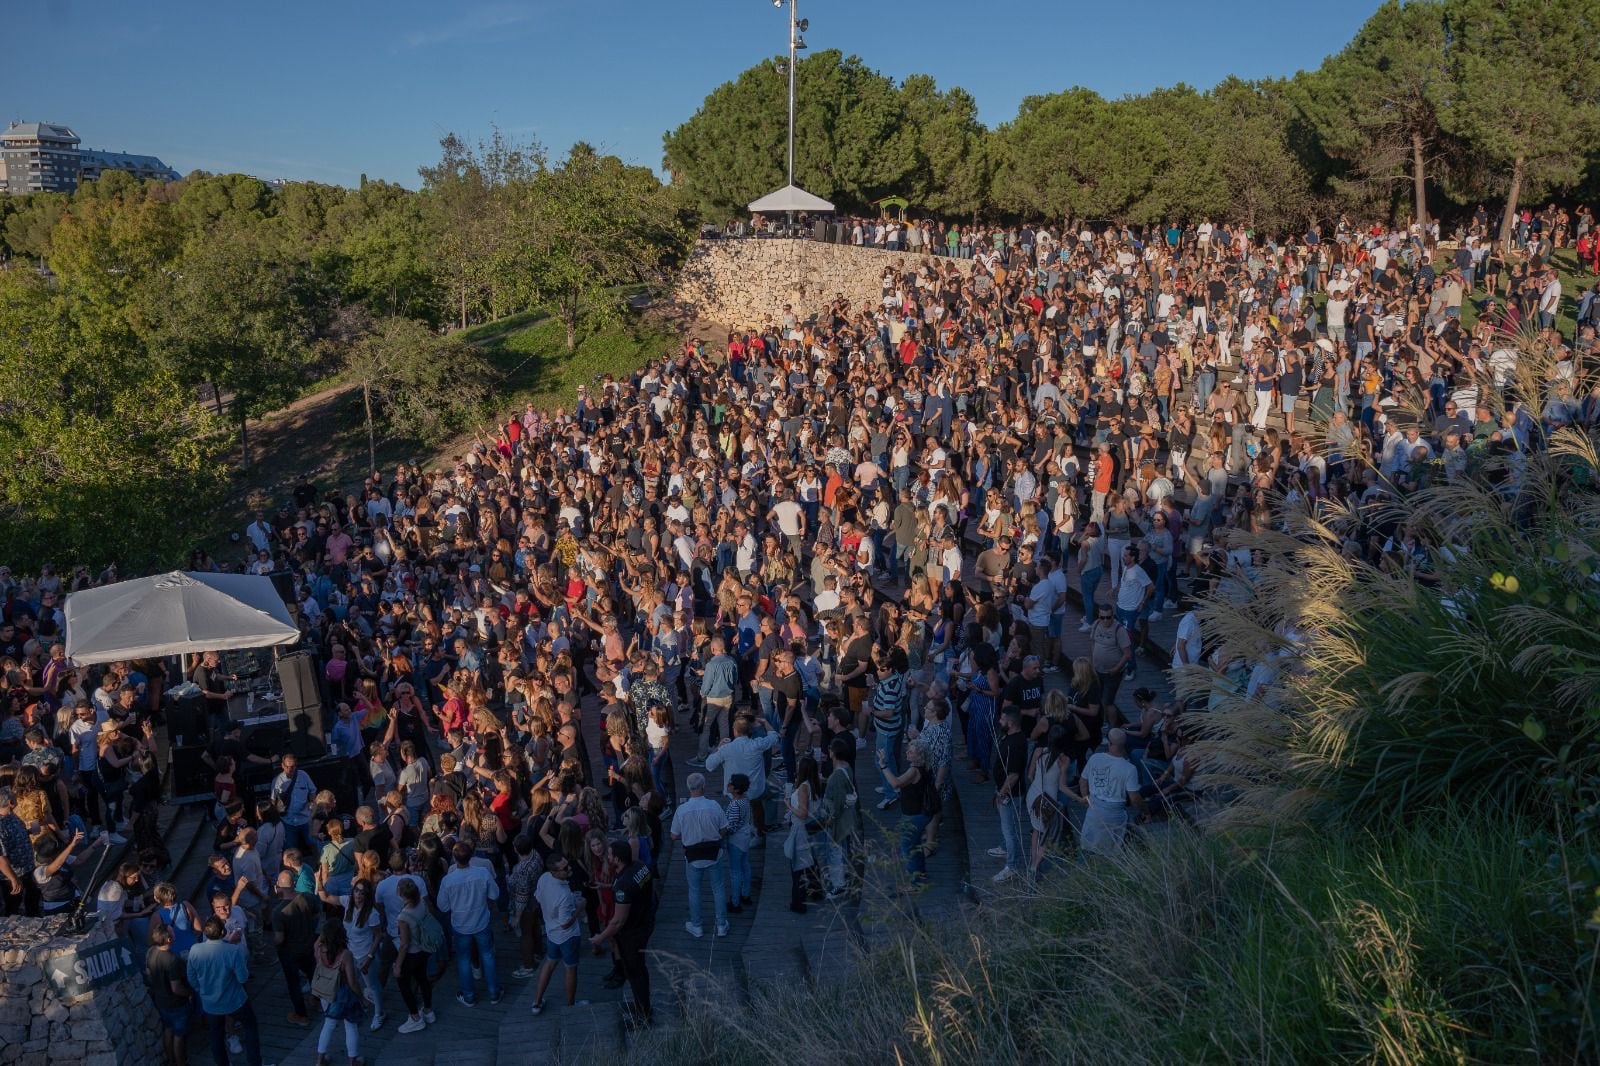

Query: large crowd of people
left=1, top=198, right=1597, bottom=1066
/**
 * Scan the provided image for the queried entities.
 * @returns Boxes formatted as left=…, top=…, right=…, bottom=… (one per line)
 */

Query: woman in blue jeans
left=879, top=741, right=935, bottom=884
left=1076, top=522, right=1106, bottom=630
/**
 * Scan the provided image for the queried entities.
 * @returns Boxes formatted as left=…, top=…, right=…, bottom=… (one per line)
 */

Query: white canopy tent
left=64, top=570, right=299, bottom=666
left=747, top=184, right=835, bottom=214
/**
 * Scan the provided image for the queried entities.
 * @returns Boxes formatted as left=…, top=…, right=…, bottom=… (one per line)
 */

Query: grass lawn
left=460, top=309, right=678, bottom=415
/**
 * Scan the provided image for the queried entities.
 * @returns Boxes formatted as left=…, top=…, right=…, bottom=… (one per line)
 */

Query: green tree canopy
left=1294, top=0, right=1459, bottom=225
left=1444, top=0, right=1600, bottom=245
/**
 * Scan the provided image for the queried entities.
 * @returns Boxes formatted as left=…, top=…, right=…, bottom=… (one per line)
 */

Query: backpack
left=409, top=908, right=445, bottom=955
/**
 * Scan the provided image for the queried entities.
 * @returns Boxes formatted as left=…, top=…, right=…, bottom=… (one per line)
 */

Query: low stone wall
left=671, top=238, right=971, bottom=331
left=0, top=916, right=162, bottom=1066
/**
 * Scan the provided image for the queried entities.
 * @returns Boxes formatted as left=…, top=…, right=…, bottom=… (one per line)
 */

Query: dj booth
left=167, top=648, right=337, bottom=805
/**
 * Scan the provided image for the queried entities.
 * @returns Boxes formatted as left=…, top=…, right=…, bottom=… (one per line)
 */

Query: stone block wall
left=0, top=917, right=162, bottom=1066
left=670, top=238, right=972, bottom=331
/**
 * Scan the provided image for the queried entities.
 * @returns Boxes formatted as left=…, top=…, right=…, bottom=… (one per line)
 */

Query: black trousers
left=615, top=927, right=652, bottom=1021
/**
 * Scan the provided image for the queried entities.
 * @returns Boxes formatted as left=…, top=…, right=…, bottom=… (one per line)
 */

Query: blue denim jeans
left=726, top=843, right=752, bottom=900
left=997, top=795, right=1025, bottom=870
left=1080, top=567, right=1103, bottom=613
left=900, top=814, right=930, bottom=876
left=876, top=730, right=902, bottom=797
left=685, top=855, right=729, bottom=931
left=452, top=925, right=500, bottom=1003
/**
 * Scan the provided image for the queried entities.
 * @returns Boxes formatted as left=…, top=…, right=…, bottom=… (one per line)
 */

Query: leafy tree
left=1295, top=0, right=1458, bottom=226
left=1120, top=86, right=1230, bottom=224
left=1445, top=0, right=1600, bottom=246
left=0, top=267, right=226, bottom=571
left=417, top=130, right=543, bottom=328
left=159, top=218, right=315, bottom=467
left=514, top=143, right=691, bottom=351
left=344, top=316, right=493, bottom=464
left=993, top=88, right=1165, bottom=221
left=664, top=50, right=919, bottom=217
left=899, top=75, right=990, bottom=219
left=2, top=192, right=70, bottom=261
left=47, top=191, right=181, bottom=348
left=173, top=172, right=272, bottom=235
left=335, top=186, right=440, bottom=323
left=1210, top=78, right=1317, bottom=234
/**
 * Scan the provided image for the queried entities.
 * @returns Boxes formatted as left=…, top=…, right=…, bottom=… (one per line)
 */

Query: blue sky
left=6, top=0, right=1380, bottom=188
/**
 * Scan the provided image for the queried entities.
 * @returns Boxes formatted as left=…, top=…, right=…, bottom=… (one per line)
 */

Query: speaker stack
left=276, top=651, right=327, bottom=741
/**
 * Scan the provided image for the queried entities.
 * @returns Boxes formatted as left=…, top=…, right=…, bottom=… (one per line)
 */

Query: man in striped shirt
left=870, top=647, right=909, bottom=811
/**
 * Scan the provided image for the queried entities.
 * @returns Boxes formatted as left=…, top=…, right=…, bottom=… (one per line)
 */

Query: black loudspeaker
left=164, top=691, right=207, bottom=749
left=276, top=653, right=325, bottom=739
left=242, top=718, right=326, bottom=762
left=267, top=571, right=296, bottom=607
left=170, top=745, right=213, bottom=800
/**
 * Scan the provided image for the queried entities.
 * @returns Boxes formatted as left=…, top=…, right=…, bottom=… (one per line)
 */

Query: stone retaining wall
left=0, top=917, right=162, bottom=1066
left=671, top=238, right=972, bottom=331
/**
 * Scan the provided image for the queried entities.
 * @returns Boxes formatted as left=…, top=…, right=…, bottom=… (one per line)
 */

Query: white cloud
left=402, top=4, right=533, bottom=49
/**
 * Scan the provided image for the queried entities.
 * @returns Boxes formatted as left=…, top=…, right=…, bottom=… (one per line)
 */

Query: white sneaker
left=1148, top=612, right=1162, bottom=622
left=369, top=1012, right=384, bottom=1031
left=876, top=795, right=898, bottom=810
left=854, top=735, right=867, bottom=750
left=715, top=924, right=729, bottom=937
left=423, top=1009, right=437, bottom=1024
left=1163, top=599, right=1177, bottom=610
left=986, top=846, right=1007, bottom=859
left=684, top=921, right=704, bottom=938
left=992, top=866, right=1017, bottom=884
left=227, top=1035, right=244, bottom=1056
left=398, top=1016, right=426, bottom=1034
left=1077, top=621, right=1092, bottom=633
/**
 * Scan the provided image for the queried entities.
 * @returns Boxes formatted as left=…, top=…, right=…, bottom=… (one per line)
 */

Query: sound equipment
left=276, top=652, right=326, bottom=740
left=831, top=222, right=846, bottom=244
left=164, top=691, right=207, bottom=749
left=170, top=745, right=214, bottom=802
left=238, top=716, right=325, bottom=762
left=267, top=571, right=296, bottom=608
left=813, top=220, right=829, bottom=243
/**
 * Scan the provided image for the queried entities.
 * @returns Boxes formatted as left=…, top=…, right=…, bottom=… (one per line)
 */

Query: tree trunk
left=1411, top=129, right=1428, bottom=230
left=1498, top=155, right=1525, bottom=249
left=238, top=414, right=250, bottom=471
left=565, top=314, right=577, bottom=352
left=362, top=379, right=377, bottom=473
left=209, top=381, right=224, bottom=416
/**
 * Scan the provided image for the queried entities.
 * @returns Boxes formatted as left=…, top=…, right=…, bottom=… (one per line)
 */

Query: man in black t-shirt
left=146, top=924, right=195, bottom=1064
left=592, top=840, right=655, bottom=1027
left=1002, top=657, right=1045, bottom=740
left=990, top=708, right=1029, bottom=883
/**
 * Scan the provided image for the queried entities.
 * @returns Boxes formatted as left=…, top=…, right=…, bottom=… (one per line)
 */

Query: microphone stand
left=65, top=836, right=119, bottom=935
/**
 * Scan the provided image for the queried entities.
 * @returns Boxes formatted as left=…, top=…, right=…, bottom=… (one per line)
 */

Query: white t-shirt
left=335, top=897, right=385, bottom=961
left=1082, top=752, right=1140, bottom=809
left=1172, top=612, right=1203, bottom=669
left=96, top=880, right=128, bottom=923
left=376, top=873, right=429, bottom=945
left=1116, top=565, right=1153, bottom=613
left=1025, top=579, right=1057, bottom=628
left=770, top=500, right=804, bottom=536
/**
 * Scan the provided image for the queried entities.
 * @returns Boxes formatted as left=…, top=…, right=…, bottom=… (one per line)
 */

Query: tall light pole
left=775, top=0, right=807, bottom=190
